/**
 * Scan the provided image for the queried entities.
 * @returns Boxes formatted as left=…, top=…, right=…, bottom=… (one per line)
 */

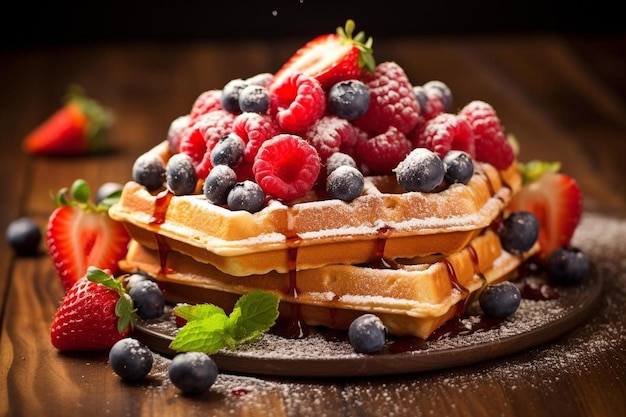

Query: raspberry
left=411, top=113, right=475, bottom=159
left=253, top=134, right=321, bottom=201
left=353, top=62, right=420, bottom=135
left=356, top=126, right=412, bottom=175
left=269, top=73, right=326, bottom=133
left=189, top=90, right=222, bottom=123
left=301, top=115, right=357, bottom=163
left=232, top=112, right=281, bottom=163
left=459, top=100, right=515, bottom=170
left=178, top=110, right=236, bottom=178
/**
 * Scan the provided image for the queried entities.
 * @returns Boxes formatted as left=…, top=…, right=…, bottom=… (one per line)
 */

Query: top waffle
left=109, top=141, right=522, bottom=276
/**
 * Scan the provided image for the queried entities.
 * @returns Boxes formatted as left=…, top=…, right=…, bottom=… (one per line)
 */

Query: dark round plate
left=132, top=266, right=603, bottom=378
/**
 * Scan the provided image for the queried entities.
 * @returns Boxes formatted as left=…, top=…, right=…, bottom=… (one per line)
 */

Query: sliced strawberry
left=50, top=267, right=134, bottom=351
left=23, top=86, right=113, bottom=156
left=507, top=169, right=583, bottom=259
left=46, top=179, right=130, bottom=293
left=269, top=19, right=375, bottom=92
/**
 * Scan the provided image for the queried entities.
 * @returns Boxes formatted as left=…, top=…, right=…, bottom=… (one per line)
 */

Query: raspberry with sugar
left=356, top=126, right=412, bottom=175
left=459, top=100, right=514, bottom=170
left=270, top=73, right=326, bottom=133
left=189, top=90, right=223, bottom=123
left=353, top=61, right=420, bottom=135
left=302, top=115, right=357, bottom=163
left=253, top=134, right=321, bottom=201
left=411, top=113, right=475, bottom=159
left=232, top=112, right=281, bottom=163
left=178, top=109, right=236, bottom=178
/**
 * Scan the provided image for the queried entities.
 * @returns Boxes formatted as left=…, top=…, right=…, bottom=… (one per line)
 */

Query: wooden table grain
left=1, top=32, right=625, bottom=417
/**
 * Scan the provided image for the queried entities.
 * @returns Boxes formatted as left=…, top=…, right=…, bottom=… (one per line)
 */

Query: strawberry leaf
left=70, top=179, right=90, bottom=204
left=86, top=267, right=135, bottom=333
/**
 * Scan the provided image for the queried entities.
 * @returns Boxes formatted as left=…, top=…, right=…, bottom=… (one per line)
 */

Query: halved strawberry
left=50, top=267, right=134, bottom=351
left=46, top=179, right=130, bottom=293
left=23, top=86, right=113, bottom=156
left=269, top=19, right=375, bottom=92
left=507, top=162, right=583, bottom=259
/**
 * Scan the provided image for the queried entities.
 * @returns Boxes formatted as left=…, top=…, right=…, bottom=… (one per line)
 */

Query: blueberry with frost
left=168, top=352, right=219, bottom=395
left=326, top=165, right=364, bottom=202
left=325, top=151, right=357, bottom=175
left=128, top=279, right=165, bottom=320
left=203, top=164, right=238, bottom=205
left=227, top=180, right=265, bottom=213
left=499, top=211, right=539, bottom=254
left=238, top=85, right=270, bottom=113
left=108, top=338, right=154, bottom=381
left=348, top=314, right=387, bottom=353
left=394, top=148, right=445, bottom=193
left=210, top=133, right=245, bottom=168
left=221, top=78, right=249, bottom=114
left=545, top=246, right=590, bottom=286
left=327, top=80, right=370, bottom=120
left=479, top=281, right=521, bottom=318
left=442, top=150, right=474, bottom=185
left=132, top=152, right=166, bottom=191
left=166, top=153, right=197, bottom=196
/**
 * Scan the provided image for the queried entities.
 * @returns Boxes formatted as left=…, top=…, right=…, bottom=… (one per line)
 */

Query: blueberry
left=95, top=182, right=123, bottom=204
left=124, top=271, right=152, bottom=292
left=221, top=78, right=248, bottom=114
left=238, top=85, right=270, bottom=113
left=499, top=211, right=540, bottom=254
left=479, top=281, right=521, bottom=318
left=168, top=352, right=219, bottom=394
left=423, top=80, right=453, bottom=111
left=326, top=165, right=364, bottom=202
left=413, top=85, right=429, bottom=111
left=108, top=338, right=153, bottom=381
left=227, top=180, right=265, bottom=213
left=128, top=279, right=165, bottom=320
left=348, top=314, right=387, bottom=354
left=442, top=150, right=474, bottom=185
left=166, top=153, right=197, bottom=196
left=210, top=133, right=245, bottom=168
left=394, top=148, right=445, bottom=193
left=203, top=164, right=238, bottom=205
left=132, top=152, right=166, bottom=191
left=6, top=217, right=41, bottom=256
left=545, top=246, right=590, bottom=286
left=325, top=152, right=357, bottom=175
left=327, top=80, right=370, bottom=120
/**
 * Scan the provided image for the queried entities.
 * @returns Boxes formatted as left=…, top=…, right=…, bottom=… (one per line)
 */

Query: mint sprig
left=169, top=290, right=280, bottom=354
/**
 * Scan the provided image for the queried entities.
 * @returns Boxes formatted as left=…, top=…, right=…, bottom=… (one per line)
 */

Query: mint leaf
left=231, top=290, right=280, bottom=342
left=169, top=290, right=280, bottom=354
left=169, top=315, right=229, bottom=353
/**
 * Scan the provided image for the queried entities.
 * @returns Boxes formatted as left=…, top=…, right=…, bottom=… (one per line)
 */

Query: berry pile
left=132, top=20, right=517, bottom=213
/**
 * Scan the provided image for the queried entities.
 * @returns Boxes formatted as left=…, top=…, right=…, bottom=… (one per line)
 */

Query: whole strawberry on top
left=268, top=19, right=375, bottom=92
left=23, top=85, right=113, bottom=156
left=50, top=267, right=134, bottom=351
left=46, top=179, right=130, bottom=293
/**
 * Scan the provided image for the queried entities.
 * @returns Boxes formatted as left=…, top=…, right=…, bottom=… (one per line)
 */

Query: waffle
left=109, top=141, right=522, bottom=276
left=119, top=229, right=536, bottom=338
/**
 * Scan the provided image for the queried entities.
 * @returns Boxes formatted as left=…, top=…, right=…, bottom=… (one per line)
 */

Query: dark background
left=2, top=0, right=623, bottom=51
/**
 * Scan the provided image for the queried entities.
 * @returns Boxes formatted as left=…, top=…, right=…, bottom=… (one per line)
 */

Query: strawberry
left=46, top=179, right=130, bottom=293
left=507, top=161, right=583, bottom=259
left=23, top=86, right=113, bottom=156
left=269, top=19, right=375, bottom=92
left=50, top=267, right=135, bottom=351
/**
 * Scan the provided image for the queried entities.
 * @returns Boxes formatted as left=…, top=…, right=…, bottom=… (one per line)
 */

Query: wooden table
left=1, top=32, right=625, bottom=417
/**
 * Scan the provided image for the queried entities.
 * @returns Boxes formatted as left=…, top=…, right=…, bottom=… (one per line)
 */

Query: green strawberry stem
left=337, top=19, right=375, bottom=74
left=52, top=179, right=120, bottom=212
left=86, top=267, right=135, bottom=334
left=65, top=85, right=114, bottom=153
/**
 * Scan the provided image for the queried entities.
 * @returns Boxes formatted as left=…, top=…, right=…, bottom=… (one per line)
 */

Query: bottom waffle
left=120, top=230, right=536, bottom=339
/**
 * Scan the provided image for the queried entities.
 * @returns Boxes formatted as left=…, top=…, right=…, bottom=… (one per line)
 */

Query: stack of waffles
left=110, top=140, right=536, bottom=339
